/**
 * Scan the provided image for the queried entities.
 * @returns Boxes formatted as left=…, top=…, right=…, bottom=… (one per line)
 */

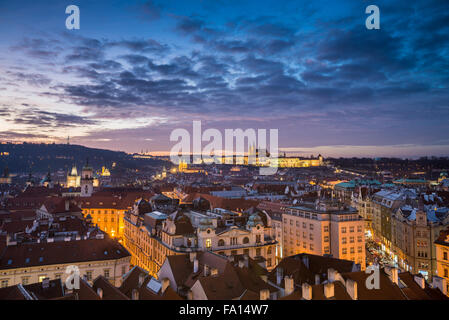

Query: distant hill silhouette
left=0, top=143, right=167, bottom=174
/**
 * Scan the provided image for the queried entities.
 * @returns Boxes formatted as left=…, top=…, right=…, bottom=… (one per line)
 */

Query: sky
left=0, top=0, right=448, bottom=158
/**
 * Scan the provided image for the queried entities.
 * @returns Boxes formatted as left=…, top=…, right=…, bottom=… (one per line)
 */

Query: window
left=324, top=246, right=330, bottom=253
left=22, top=277, right=30, bottom=285
left=445, top=269, right=448, bottom=278
left=218, top=239, right=225, bottom=246
left=310, top=244, right=314, bottom=251
left=358, top=246, right=363, bottom=253
left=256, top=248, right=261, bottom=256
left=324, top=236, right=329, bottom=242
left=357, top=226, right=362, bottom=232
left=309, top=224, right=314, bottom=230
left=104, top=269, right=110, bottom=279
left=267, top=258, right=272, bottom=268
left=342, top=248, right=347, bottom=255
left=256, top=235, right=261, bottom=243
left=303, top=222, right=307, bottom=228
left=350, top=247, right=355, bottom=254
left=350, top=237, right=354, bottom=244
left=341, top=227, right=347, bottom=233
left=444, top=252, right=448, bottom=261
left=349, top=226, right=354, bottom=233
left=86, top=271, right=93, bottom=281
left=206, top=239, right=212, bottom=248
left=243, top=237, right=250, bottom=244
left=1, top=279, right=8, bottom=288
left=267, top=247, right=272, bottom=254
left=324, top=226, right=329, bottom=232
left=342, top=237, right=347, bottom=244
left=309, top=234, right=313, bottom=241
left=38, top=275, right=47, bottom=282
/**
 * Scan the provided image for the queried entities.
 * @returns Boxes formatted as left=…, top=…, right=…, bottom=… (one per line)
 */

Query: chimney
left=414, top=275, right=426, bottom=289
left=432, top=276, right=448, bottom=296
left=276, top=267, right=283, bottom=286
left=315, top=274, right=320, bottom=285
left=259, top=288, right=270, bottom=300
left=302, top=255, right=309, bottom=269
left=345, top=279, right=358, bottom=300
left=138, top=273, right=145, bottom=287
left=302, top=283, right=312, bottom=300
left=189, top=252, right=197, bottom=262
left=385, top=266, right=398, bottom=285
left=204, top=264, right=210, bottom=277
left=193, top=258, right=199, bottom=273
left=65, top=200, right=70, bottom=211
left=284, top=276, right=294, bottom=296
left=324, top=282, right=334, bottom=299
left=131, top=289, right=139, bottom=300
left=42, top=278, right=50, bottom=289
left=161, top=278, right=170, bottom=294
left=328, top=268, right=337, bottom=282
left=211, top=268, right=219, bottom=276
left=97, top=287, right=103, bottom=299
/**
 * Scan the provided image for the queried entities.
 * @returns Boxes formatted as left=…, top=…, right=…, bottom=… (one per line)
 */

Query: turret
left=80, top=158, right=93, bottom=197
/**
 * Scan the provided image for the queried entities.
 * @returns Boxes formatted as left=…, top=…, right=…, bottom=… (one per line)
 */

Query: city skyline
left=0, top=0, right=448, bottom=158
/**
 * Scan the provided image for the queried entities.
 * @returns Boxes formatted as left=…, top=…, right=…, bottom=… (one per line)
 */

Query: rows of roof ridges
left=79, top=191, right=155, bottom=209
left=165, top=251, right=275, bottom=299
left=0, top=235, right=130, bottom=269
left=183, top=192, right=261, bottom=211
left=0, top=279, right=64, bottom=300
left=42, top=198, right=82, bottom=214
left=0, top=213, right=88, bottom=233
left=4, top=196, right=83, bottom=213
left=274, top=255, right=448, bottom=300
left=267, top=253, right=357, bottom=287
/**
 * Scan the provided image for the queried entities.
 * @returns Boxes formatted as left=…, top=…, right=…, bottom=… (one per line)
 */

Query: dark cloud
left=2, top=0, right=449, bottom=153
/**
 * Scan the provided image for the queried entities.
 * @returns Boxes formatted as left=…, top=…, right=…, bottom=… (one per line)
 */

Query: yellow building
left=283, top=200, right=366, bottom=270
left=435, top=228, right=449, bottom=295
left=79, top=197, right=129, bottom=240
left=124, top=200, right=277, bottom=278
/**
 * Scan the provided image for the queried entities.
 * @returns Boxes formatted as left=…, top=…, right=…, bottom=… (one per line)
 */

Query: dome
left=247, top=213, right=263, bottom=227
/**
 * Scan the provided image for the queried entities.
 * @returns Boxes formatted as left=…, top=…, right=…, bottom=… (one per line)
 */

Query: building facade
left=282, top=200, right=366, bottom=270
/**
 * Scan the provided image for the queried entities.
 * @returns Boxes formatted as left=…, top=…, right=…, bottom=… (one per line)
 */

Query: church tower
left=80, top=159, right=94, bottom=197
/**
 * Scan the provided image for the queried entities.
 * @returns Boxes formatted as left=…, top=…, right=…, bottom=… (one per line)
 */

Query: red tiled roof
left=93, top=276, right=129, bottom=300
left=0, top=236, right=130, bottom=270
